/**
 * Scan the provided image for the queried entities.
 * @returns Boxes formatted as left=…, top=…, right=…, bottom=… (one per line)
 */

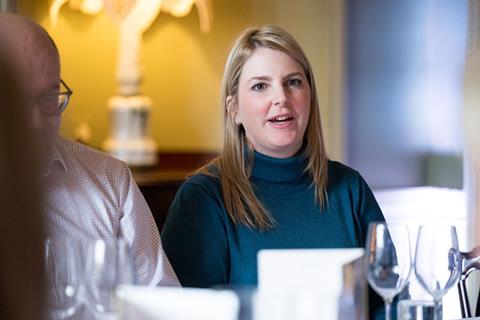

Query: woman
left=161, top=25, right=385, bottom=317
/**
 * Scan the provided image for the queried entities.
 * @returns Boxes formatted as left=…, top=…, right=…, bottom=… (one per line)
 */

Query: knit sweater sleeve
left=334, top=165, right=386, bottom=320
left=353, top=172, right=387, bottom=320
left=330, top=161, right=386, bottom=248
left=354, top=171, right=385, bottom=246
left=161, top=175, right=229, bottom=288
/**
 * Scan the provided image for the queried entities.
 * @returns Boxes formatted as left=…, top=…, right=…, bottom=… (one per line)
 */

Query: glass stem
left=385, top=300, right=392, bottom=320
left=434, top=298, right=442, bottom=320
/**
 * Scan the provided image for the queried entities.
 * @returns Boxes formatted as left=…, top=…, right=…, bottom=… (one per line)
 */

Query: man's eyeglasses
left=36, top=79, right=73, bottom=116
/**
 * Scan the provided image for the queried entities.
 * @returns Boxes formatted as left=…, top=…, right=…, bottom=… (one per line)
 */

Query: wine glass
left=45, top=238, right=83, bottom=319
left=414, top=224, right=461, bottom=320
left=83, top=238, right=135, bottom=320
left=366, top=222, right=411, bottom=320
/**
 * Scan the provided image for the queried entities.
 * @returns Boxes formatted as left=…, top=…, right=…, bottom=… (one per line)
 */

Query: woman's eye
left=287, top=78, right=302, bottom=87
left=251, top=83, right=267, bottom=91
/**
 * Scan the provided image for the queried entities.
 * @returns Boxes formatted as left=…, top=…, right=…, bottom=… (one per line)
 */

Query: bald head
left=0, top=13, right=59, bottom=90
left=0, top=13, right=62, bottom=153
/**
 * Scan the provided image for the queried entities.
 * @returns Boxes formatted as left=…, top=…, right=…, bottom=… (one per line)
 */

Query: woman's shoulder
left=169, top=165, right=226, bottom=218
left=185, top=171, right=218, bottom=187
left=327, top=160, right=373, bottom=192
left=328, top=160, right=361, bottom=180
left=180, top=164, right=222, bottom=195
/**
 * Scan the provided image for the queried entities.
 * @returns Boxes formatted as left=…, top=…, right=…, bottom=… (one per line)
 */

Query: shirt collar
left=42, top=136, right=67, bottom=177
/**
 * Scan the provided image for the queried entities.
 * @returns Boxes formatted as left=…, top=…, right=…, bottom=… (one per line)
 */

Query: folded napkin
left=256, top=248, right=365, bottom=320
left=116, top=285, right=240, bottom=320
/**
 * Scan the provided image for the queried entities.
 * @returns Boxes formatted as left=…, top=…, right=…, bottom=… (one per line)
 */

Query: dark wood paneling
left=132, top=152, right=218, bottom=231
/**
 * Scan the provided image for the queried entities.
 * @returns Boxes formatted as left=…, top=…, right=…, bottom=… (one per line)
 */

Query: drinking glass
left=414, top=225, right=461, bottom=320
left=83, top=238, right=135, bottom=320
left=45, top=238, right=83, bottom=319
left=397, top=300, right=436, bottom=320
left=366, top=222, right=411, bottom=320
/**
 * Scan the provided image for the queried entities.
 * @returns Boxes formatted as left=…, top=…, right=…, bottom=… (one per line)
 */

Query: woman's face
left=233, top=47, right=310, bottom=158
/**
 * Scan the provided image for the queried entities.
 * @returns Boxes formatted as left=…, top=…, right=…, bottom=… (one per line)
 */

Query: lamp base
left=103, top=94, right=157, bottom=166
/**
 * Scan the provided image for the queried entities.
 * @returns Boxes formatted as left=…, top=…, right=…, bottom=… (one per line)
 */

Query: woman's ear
left=226, top=95, right=240, bottom=124
left=226, top=95, right=234, bottom=112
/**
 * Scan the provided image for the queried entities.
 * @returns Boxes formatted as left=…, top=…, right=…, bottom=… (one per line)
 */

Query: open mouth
left=268, top=115, right=294, bottom=124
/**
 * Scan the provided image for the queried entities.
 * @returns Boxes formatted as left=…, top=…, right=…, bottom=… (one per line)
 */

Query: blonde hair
left=198, top=25, right=328, bottom=230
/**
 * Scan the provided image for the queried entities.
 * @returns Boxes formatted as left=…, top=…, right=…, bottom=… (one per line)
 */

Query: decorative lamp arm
left=49, top=0, right=70, bottom=25
left=115, top=0, right=162, bottom=95
left=194, top=0, right=212, bottom=33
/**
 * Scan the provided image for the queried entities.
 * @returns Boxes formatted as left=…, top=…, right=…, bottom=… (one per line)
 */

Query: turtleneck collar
left=250, top=148, right=308, bottom=183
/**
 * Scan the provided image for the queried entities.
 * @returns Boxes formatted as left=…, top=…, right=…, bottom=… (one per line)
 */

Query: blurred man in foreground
left=0, top=30, right=46, bottom=320
left=0, top=13, right=179, bottom=289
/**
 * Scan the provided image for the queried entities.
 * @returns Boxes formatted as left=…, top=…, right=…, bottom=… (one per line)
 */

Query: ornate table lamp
left=50, top=0, right=212, bottom=165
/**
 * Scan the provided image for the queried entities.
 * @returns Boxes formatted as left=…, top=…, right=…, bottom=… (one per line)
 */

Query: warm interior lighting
left=163, top=0, right=195, bottom=16
left=48, top=0, right=213, bottom=165
left=79, top=0, right=104, bottom=15
left=50, top=0, right=212, bottom=32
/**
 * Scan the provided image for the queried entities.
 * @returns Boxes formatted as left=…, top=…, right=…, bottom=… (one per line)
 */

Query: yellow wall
left=18, top=0, right=343, bottom=155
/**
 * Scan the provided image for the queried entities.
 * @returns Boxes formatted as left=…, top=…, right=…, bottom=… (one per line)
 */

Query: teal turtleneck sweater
left=161, top=150, right=385, bottom=317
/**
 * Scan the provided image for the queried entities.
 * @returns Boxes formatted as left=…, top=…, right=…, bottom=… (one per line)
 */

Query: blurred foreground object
left=0, top=37, right=46, bottom=320
left=464, top=0, right=480, bottom=315
left=117, top=286, right=239, bottom=320
left=465, top=0, right=480, bottom=253
left=257, top=249, right=367, bottom=320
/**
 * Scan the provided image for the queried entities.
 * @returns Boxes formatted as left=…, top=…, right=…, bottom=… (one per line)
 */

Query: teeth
left=274, top=116, right=290, bottom=121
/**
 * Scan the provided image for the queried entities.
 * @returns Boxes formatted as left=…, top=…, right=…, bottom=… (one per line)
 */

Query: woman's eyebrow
left=283, top=71, right=304, bottom=80
left=247, top=76, right=271, bottom=83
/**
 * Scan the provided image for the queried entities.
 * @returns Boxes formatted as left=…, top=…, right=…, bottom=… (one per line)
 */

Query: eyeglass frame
left=57, top=79, right=73, bottom=114
left=33, top=79, right=73, bottom=116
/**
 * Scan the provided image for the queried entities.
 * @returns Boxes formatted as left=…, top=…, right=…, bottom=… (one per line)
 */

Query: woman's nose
left=272, top=84, right=288, bottom=106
